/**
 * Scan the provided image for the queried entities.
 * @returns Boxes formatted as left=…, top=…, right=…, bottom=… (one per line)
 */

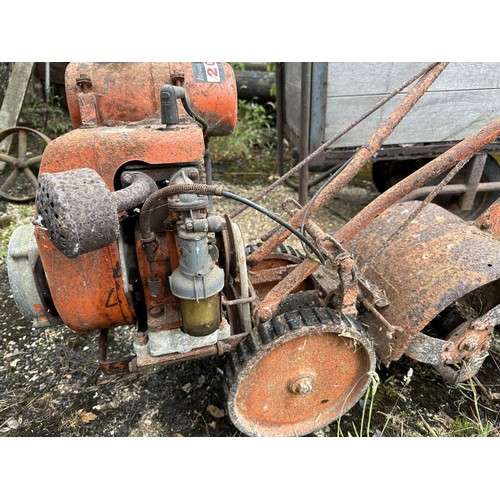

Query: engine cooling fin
left=225, top=307, right=376, bottom=437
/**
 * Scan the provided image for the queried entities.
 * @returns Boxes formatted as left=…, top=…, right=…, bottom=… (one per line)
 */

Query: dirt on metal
left=0, top=174, right=499, bottom=437
left=225, top=308, right=376, bottom=437
left=347, top=201, right=500, bottom=364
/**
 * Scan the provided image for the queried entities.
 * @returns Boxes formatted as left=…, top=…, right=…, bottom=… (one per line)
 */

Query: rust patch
left=475, top=199, right=500, bottom=238
left=347, top=201, right=500, bottom=363
left=65, top=62, right=237, bottom=136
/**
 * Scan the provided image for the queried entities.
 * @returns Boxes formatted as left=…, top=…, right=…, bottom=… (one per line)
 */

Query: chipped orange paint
left=40, top=124, right=205, bottom=188
left=35, top=230, right=136, bottom=331
left=37, top=122, right=205, bottom=331
left=35, top=62, right=237, bottom=333
left=65, top=62, right=237, bottom=136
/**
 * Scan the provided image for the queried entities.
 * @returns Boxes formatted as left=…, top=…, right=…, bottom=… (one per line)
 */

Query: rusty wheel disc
left=226, top=308, right=376, bottom=437
left=0, top=127, right=51, bottom=202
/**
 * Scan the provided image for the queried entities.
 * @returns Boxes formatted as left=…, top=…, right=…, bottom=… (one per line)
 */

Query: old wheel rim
left=0, top=126, right=51, bottom=202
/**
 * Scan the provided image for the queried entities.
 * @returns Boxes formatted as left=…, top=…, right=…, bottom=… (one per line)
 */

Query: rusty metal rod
left=254, top=258, right=320, bottom=322
left=252, top=116, right=500, bottom=323
left=402, top=180, right=500, bottom=200
left=336, top=117, right=500, bottom=243
left=360, top=155, right=474, bottom=273
left=247, top=62, right=449, bottom=268
left=230, top=62, right=441, bottom=219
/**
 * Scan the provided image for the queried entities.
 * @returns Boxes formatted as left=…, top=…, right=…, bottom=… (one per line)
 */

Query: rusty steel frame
left=336, top=118, right=500, bottom=242
left=98, top=327, right=249, bottom=374
left=236, top=62, right=442, bottom=219
left=252, top=116, right=500, bottom=323
left=129, top=333, right=248, bottom=372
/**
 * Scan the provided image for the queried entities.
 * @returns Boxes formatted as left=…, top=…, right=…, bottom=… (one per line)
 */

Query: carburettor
left=8, top=62, right=239, bottom=373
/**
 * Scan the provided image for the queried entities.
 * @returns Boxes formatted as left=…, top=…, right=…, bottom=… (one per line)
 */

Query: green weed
left=209, top=99, right=276, bottom=164
left=454, top=377, right=498, bottom=436
left=20, top=93, right=72, bottom=138
left=451, top=415, right=495, bottom=437
left=336, top=371, right=380, bottom=437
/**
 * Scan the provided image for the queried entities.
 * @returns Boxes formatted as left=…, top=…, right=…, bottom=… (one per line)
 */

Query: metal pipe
left=401, top=180, right=500, bottom=200
left=44, top=62, right=50, bottom=103
left=253, top=117, right=500, bottom=322
left=247, top=62, right=449, bottom=267
left=230, top=62, right=440, bottom=219
left=115, top=172, right=158, bottom=212
left=298, top=62, right=312, bottom=205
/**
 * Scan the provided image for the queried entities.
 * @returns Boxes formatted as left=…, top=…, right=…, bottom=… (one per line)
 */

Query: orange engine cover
left=65, top=62, right=237, bottom=136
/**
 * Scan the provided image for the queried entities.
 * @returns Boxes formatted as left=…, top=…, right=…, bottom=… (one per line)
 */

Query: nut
left=288, top=373, right=316, bottom=395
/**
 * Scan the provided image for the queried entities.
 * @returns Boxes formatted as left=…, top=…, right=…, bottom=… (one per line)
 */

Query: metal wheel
left=0, top=127, right=51, bottom=202
left=225, top=308, right=376, bottom=436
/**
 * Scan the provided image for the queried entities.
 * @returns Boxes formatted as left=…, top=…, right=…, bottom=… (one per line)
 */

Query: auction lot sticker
left=192, top=62, right=226, bottom=83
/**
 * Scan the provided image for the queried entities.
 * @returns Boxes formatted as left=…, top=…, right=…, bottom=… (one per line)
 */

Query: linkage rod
left=247, top=62, right=449, bottom=268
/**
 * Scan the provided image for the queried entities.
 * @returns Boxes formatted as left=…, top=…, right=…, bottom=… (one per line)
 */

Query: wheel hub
left=288, top=372, right=316, bottom=395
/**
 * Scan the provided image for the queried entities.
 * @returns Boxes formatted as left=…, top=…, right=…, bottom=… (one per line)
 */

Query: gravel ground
left=0, top=171, right=499, bottom=438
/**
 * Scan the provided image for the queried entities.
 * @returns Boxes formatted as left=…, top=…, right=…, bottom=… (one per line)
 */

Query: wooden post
left=0, top=62, right=35, bottom=169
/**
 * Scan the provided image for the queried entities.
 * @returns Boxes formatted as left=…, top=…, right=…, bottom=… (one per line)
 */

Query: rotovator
left=7, top=62, right=500, bottom=436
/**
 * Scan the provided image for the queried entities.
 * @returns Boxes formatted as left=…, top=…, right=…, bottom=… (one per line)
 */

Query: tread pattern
left=245, top=243, right=304, bottom=258
left=226, top=307, right=351, bottom=383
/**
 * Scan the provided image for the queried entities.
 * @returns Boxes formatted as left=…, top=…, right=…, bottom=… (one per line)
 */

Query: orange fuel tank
left=64, top=62, right=237, bottom=136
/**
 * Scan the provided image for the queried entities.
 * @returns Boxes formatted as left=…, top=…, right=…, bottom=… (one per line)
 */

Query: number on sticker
left=203, top=62, right=220, bottom=82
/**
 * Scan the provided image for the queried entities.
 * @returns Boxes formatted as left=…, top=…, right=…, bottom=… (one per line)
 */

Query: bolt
left=149, top=307, right=163, bottom=318
left=258, top=307, right=273, bottom=323
left=122, top=173, right=133, bottom=185
left=76, top=74, right=92, bottom=92
left=458, top=340, right=475, bottom=352
left=289, top=373, right=316, bottom=395
left=185, top=222, right=194, bottom=230
left=188, top=170, right=199, bottom=181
